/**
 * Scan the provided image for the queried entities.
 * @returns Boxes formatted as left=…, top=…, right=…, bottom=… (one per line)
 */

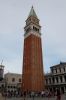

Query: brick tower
left=22, top=6, right=45, bottom=92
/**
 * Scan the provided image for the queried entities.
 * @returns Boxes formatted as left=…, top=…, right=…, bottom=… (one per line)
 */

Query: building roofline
left=50, top=62, right=66, bottom=68
left=4, top=72, right=22, bottom=76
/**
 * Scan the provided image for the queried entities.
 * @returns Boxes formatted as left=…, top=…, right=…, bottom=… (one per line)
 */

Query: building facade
left=22, top=6, right=45, bottom=92
left=45, top=62, right=66, bottom=93
left=0, top=65, right=5, bottom=93
left=4, top=73, right=22, bottom=94
left=0, top=65, right=4, bottom=81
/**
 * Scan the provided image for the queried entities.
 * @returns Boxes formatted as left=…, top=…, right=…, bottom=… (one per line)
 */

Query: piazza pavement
left=0, top=94, right=66, bottom=100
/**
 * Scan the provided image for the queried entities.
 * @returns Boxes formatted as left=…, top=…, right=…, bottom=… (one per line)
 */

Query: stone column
left=58, top=76, right=61, bottom=83
left=62, top=76, right=65, bottom=83
left=51, top=77, right=52, bottom=84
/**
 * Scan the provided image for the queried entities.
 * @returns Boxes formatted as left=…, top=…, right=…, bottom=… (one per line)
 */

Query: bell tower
left=22, top=6, right=45, bottom=92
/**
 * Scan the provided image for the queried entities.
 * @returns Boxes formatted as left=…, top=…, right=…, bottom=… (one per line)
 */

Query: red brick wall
left=22, top=34, right=45, bottom=92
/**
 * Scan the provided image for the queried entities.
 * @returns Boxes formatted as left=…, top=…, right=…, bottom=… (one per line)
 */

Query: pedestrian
left=56, top=89, right=61, bottom=100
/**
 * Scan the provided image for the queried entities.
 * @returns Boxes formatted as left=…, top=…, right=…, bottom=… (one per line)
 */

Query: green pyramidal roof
left=28, top=6, right=38, bottom=19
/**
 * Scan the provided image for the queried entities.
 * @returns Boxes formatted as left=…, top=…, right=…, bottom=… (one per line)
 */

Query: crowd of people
left=1, top=89, right=63, bottom=100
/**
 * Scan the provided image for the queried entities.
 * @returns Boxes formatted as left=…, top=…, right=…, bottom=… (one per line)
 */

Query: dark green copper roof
left=28, top=6, right=38, bottom=19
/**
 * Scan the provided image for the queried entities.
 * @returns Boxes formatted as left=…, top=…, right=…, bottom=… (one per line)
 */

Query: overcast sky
left=0, top=0, right=66, bottom=74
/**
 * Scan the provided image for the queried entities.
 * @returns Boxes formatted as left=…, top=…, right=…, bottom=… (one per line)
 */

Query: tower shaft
left=22, top=6, right=45, bottom=92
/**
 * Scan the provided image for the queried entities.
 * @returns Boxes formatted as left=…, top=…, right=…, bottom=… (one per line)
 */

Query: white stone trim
left=24, top=30, right=41, bottom=39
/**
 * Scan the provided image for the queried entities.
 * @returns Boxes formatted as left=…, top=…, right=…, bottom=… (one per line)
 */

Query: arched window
left=49, top=78, right=51, bottom=84
left=26, top=27, right=31, bottom=33
left=60, top=76, right=62, bottom=82
left=63, top=67, right=65, bottom=72
left=33, top=26, right=39, bottom=32
left=59, top=68, right=61, bottom=73
left=12, top=78, right=15, bottom=82
left=19, top=78, right=21, bottom=82
left=64, top=75, right=66, bottom=82
left=56, top=77, right=58, bottom=83
left=52, top=77, right=55, bottom=83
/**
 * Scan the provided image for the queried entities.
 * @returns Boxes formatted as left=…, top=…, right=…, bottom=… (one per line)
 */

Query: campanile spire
left=28, top=6, right=38, bottom=18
